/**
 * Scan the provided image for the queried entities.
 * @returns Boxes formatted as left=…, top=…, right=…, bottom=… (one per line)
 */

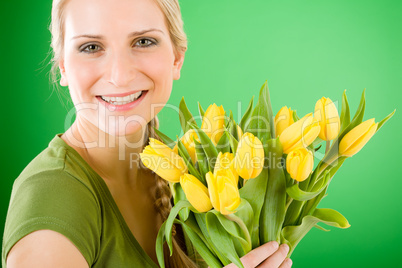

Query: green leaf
left=286, top=171, right=330, bottom=201
left=198, top=102, right=205, bottom=118
left=320, top=89, right=365, bottom=171
left=188, top=122, right=219, bottom=171
left=179, top=219, right=223, bottom=268
left=239, top=96, right=254, bottom=131
left=172, top=183, right=190, bottom=221
left=246, top=81, right=272, bottom=142
left=260, top=138, right=287, bottom=244
left=216, top=130, right=231, bottom=153
left=281, top=208, right=350, bottom=256
left=311, top=136, right=324, bottom=148
left=195, top=213, right=231, bottom=265
left=313, top=208, right=351, bottom=228
left=177, top=140, right=205, bottom=184
left=376, top=109, right=396, bottom=132
left=225, top=129, right=239, bottom=154
left=283, top=199, right=305, bottom=227
left=351, top=89, right=366, bottom=123
left=239, top=155, right=268, bottom=248
left=176, top=214, right=223, bottom=268
left=314, top=224, right=330, bottom=232
left=233, top=198, right=254, bottom=236
left=165, top=200, right=196, bottom=255
left=206, top=212, right=245, bottom=268
left=156, top=220, right=168, bottom=268
left=208, top=210, right=251, bottom=257
left=153, top=128, right=175, bottom=149
left=292, top=110, right=300, bottom=122
left=179, top=97, right=196, bottom=133
left=193, top=139, right=209, bottom=177
left=340, top=89, right=351, bottom=133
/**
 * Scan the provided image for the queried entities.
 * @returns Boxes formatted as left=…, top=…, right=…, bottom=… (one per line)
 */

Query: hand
left=223, top=241, right=292, bottom=268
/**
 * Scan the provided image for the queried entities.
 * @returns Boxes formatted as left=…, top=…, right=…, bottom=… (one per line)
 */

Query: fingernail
left=272, top=241, right=279, bottom=249
left=282, top=244, right=289, bottom=252
left=286, top=258, right=293, bottom=266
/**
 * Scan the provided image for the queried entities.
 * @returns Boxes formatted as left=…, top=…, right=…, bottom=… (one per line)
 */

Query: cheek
left=141, top=50, right=175, bottom=97
left=64, top=55, right=100, bottom=101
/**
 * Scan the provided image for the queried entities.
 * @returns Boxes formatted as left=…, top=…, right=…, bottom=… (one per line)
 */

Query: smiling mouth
left=99, top=91, right=145, bottom=105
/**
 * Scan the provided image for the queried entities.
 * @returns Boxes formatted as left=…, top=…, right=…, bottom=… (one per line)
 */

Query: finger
left=258, top=244, right=290, bottom=268
left=279, top=258, right=293, bottom=268
left=224, top=241, right=279, bottom=268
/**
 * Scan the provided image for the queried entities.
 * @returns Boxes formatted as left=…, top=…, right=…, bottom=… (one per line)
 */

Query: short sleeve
left=2, top=169, right=101, bottom=267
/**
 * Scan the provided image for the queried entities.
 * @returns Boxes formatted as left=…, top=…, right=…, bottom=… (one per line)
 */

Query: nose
left=106, top=51, right=137, bottom=88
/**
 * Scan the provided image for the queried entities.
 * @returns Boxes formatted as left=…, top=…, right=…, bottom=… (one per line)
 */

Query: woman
left=2, top=0, right=293, bottom=267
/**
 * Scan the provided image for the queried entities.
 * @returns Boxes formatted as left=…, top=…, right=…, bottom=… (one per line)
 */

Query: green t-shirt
left=2, top=134, right=206, bottom=267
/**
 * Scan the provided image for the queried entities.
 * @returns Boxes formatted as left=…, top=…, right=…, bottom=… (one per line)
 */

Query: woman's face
left=60, top=0, right=184, bottom=138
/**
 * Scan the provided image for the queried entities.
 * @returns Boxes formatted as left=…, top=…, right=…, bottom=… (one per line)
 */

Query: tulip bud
left=206, top=171, right=241, bottom=215
left=279, top=113, right=321, bottom=154
left=233, top=132, right=264, bottom=180
left=275, top=106, right=294, bottom=137
left=314, top=97, right=340, bottom=141
left=174, top=129, right=198, bottom=163
left=339, top=118, right=378, bottom=157
left=214, top=152, right=238, bottom=185
left=180, top=174, right=213, bottom=212
left=236, top=124, right=243, bottom=140
left=215, top=152, right=235, bottom=172
left=201, top=104, right=226, bottom=145
left=140, top=138, right=187, bottom=182
left=286, top=147, right=314, bottom=182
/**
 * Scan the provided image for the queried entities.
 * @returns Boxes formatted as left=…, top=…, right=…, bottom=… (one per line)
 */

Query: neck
left=61, top=115, right=151, bottom=189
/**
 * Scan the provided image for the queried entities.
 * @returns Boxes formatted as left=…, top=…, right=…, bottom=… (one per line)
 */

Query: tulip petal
left=206, top=172, right=220, bottom=212
left=140, top=154, right=183, bottom=182
left=339, top=119, right=376, bottom=156
left=341, top=122, right=377, bottom=156
left=181, top=175, right=212, bottom=212
left=297, top=150, right=313, bottom=182
left=219, top=182, right=241, bottom=215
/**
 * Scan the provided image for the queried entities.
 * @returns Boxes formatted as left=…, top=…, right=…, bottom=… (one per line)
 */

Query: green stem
left=310, top=154, right=338, bottom=191
left=285, top=197, right=293, bottom=211
left=325, top=140, right=330, bottom=154
left=224, top=214, right=252, bottom=253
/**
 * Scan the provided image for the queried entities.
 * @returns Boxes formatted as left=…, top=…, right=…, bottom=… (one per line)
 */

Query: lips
left=96, top=90, right=148, bottom=112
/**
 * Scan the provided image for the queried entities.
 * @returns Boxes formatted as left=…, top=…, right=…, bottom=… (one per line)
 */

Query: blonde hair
left=49, top=0, right=198, bottom=267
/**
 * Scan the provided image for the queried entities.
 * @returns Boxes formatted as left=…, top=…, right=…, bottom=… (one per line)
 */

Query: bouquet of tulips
left=140, top=81, right=395, bottom=268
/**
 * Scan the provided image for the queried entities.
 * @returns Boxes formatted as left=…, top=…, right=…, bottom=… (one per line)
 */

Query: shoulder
left=6, top=230, right=89, bottom=268
left=2, top=135, right=102, bottom=266
left=14, top=134, right=98, bottom=195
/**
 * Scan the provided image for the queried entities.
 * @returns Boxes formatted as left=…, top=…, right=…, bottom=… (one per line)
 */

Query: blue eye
left=135, top=38, right=156, bottom=48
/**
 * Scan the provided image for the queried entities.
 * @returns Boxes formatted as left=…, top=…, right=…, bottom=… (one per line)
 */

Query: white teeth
left=100, top=91, right=144, bottom=105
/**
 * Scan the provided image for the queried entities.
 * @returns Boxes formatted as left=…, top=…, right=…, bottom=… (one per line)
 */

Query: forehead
left=63, top=0, right=167, bottom=39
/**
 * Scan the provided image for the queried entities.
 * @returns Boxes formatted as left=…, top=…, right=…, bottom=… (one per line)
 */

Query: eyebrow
left=71, top=28, right=164, bottom=40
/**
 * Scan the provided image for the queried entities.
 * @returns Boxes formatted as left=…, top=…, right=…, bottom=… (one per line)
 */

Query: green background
left=1, top=0, right=401, bottom=266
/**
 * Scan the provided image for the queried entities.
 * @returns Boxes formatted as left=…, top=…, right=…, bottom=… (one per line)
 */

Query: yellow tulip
left=214, top=152, right=235, bottom=172
left=314, top=97, right=340, bottom=141
left=275, top=106, right=294, bottom=137
left=206, top=171, right=241, bottom=215
left=233, top=132, right=264, bottom=180
left=286, top=147, right=314, bottom=182
left=279, top=113, right=321, bottom=154
left=140, top=138, right=187, bottom=182
left=236, top=124, right=243, bottom=139
left=201, top=104, right=226, bottom=145
left=339, top=118, right=378, bottom=157
left=214, top=152, right=238, bottom=185
left=174, top=129, right=198, bottom=163
left=180, top=174, right=213, bottom=212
